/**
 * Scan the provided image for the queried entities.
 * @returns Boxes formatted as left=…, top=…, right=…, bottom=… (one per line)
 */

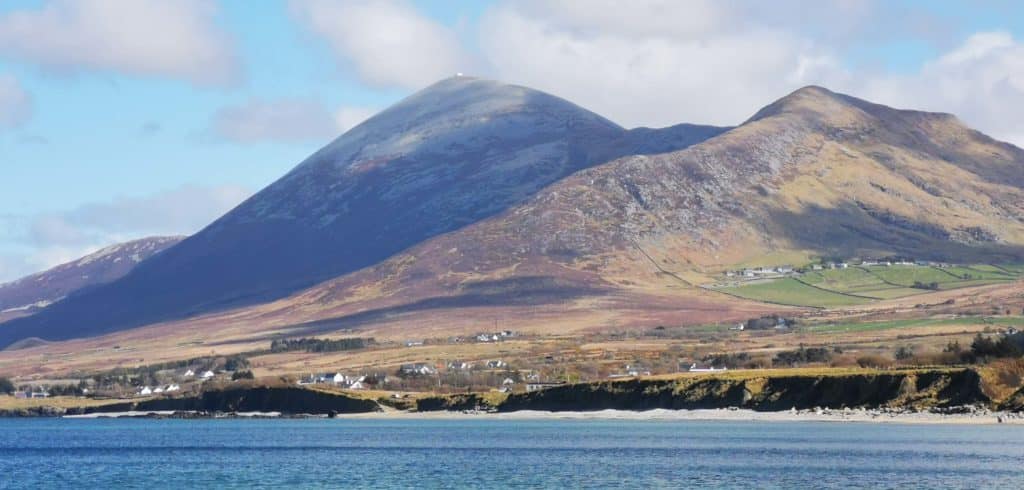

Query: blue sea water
left=0, top=418, right=1022, bottom=489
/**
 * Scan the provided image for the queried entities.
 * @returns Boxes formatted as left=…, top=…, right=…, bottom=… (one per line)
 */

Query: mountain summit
left=0, top=77, right=726, bottom=346
left=3, top=79, right=1023, bottom=349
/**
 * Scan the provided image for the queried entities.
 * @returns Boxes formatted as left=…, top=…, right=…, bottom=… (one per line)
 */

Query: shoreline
left=57, top=407, right=1024, bottom=425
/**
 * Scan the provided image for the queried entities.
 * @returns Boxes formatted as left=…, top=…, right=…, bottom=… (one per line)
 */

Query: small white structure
left=485, top=360, right=507, bottom=369
left=502, top=378, right=515, bottom=386
left=29, top=391, right=49, bottom=399
left=138, top=386, right=153, bottom=396
left=183, top=369, right=195, bottom=377
left=399, top=363, right=436, bottom=376
left=153, top=386, right=165, bottom=394
left=200, top=370, right=215, bottom=380
left=166, top=384, right=181, bottom=392
left=688, top=363, right=727, bottom=373
left=525, top=382, right=563, bottom=393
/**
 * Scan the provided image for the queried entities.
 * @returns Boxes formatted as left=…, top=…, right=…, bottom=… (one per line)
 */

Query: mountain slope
left=0, top=77, right=728, bottom=347
left=0, top=236, right=183, bottom=323
left=195, top=85, right=1024, bottom=338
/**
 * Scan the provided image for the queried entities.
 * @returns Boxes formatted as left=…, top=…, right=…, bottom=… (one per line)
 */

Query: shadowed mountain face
left=4, top=82, right=1023, bottom=349
left=247, top=85, right=1024, bottom=337
left=0, top=236, right=183, bottom=323
left=0, top=77, right=728, bottom=346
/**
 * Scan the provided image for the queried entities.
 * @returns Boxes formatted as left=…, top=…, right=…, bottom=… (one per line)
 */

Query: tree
left=0, top=377, right=14, bottom=395
left=231, top=370, right=255, bottom=381
left=894, top=346, right=914, bottom=361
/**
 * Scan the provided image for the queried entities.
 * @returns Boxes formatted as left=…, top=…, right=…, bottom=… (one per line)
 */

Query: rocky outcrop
left=498, top=369, right=991, bottom=412
left=84, top=386, right=380, bottom=415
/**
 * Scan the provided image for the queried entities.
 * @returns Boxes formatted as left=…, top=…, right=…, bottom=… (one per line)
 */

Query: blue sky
left=1, top=0, right=1023, bottom=281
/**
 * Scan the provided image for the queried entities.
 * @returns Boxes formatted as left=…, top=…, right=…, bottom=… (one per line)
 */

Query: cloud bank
left=0, top=184, right=252, bottom=282
left=0, top=0, right=240, bottom=86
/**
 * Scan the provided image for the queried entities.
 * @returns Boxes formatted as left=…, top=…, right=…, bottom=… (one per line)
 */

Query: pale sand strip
left=62, top=408, right=1024, bottom=425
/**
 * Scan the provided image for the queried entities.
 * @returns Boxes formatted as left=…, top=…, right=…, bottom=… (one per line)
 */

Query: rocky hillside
left=0, top=77, right=727, bottom=347
left=217, top=85, right=1024, bottom=339
left=3, top=81, right=1023, bottom=349
left=0, top=236, right=183, bottom=322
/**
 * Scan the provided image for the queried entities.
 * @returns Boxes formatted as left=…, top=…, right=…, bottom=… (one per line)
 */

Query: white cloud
left=0, top=0, right=240, bottom=86
left=473, top=1, right=1023, bottom=148
left=0, top=184, right=252, bottom=281
left=0, top=74, right=32, bottom=129
left=858, top=31, right=1024, bottom=147
left=211, top=98, right=339, bottom=143
left=290, top=0, right=472, bottom=89
left=478, top=1, right=847, bottom=128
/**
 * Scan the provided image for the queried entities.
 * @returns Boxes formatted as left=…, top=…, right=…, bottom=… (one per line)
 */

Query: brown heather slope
left=3, top=85, right=1024, bottom=374
left=201, top=85, right=1024, bottom=337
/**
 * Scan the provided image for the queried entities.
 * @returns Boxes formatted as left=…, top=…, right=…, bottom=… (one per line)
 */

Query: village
left=720, top=257, right=952, bottom=282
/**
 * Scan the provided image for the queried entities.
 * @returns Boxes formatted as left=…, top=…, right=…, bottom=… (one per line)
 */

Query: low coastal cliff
left=4, top=368, right=1020, bottom=417
left=79, top=386, right=380, bottom=416
left=497, top=369, right=990, bottom=412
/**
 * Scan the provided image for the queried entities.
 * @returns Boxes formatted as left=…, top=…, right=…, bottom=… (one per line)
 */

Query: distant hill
left=2, top=79, right=1024, bottom=349
left=0, top=236, right=183, bottom=323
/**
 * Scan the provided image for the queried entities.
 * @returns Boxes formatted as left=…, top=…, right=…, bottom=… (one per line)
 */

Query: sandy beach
left=63, top=408, right=1024, bottom=425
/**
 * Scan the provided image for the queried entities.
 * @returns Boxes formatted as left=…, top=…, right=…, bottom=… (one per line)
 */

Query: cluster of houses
left=405, top=331, right=519, bottom=348
left=132, top=369, right=215, bottom=397
left=608, top=364, right=652, bottom=379
left=137, top=384, right=181, bottom=396
left=297, top=373, right=372, bottom=390
left=446, top=359, right=508, bottom=371
left=723, top=258, right=951, bottom=280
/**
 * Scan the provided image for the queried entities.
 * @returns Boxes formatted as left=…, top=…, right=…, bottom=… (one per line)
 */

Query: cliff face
left=86, top=387, right=380, bottom=415
left=499, top=370, right=990, bottom=412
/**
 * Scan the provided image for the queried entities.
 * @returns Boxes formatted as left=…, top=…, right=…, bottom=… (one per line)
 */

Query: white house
left=502, top=378, right=515, bottom=386
left=525, top=382, right=563, bottom=392
left=153, top=386, right=165, bottom=394
left=688, top=363, right=727, bottom=373
left=485, top=360, right=507, bottom=369
left=138, top=386, right=153, bottom=396
left=166, top=384, right=181, bottom=392
left=200, top=370, right=215, bottom=380
left=183, top=369, right=195, bottom=377
left=399, top=363, right=436, bottom=376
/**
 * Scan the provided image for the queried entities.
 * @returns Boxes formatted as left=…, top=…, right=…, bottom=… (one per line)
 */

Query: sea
left=0, top=418, right=1022, bottom=489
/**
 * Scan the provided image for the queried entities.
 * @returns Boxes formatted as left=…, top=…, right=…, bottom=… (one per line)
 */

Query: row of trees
left=269, top=337, right=374, bottom=353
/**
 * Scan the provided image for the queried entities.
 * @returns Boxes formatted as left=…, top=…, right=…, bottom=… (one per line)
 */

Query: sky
left=0, top=0, right=1023, bottom=282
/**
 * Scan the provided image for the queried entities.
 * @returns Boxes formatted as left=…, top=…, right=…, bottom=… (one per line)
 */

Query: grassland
left=717, top=278, right=871, bottom=308
left=804, top=315, right=1024, bottom=334
left=717, top=264, right=1020, bottom=308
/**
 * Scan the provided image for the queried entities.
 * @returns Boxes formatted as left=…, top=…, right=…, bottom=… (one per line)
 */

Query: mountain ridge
left=0, top=236, right=184, bottom=323
left=0, top=77, right=729, bottom=347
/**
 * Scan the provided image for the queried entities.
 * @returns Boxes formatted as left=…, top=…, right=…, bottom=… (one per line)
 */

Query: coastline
left=58, top=407, right=1024, bottom=425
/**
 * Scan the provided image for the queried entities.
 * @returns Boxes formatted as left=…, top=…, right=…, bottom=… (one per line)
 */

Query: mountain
left=0, top=236, right=183, bottom=323
left=0, top=77, right=728, bottom=347
left=162, top=85, right=1024, bottom=340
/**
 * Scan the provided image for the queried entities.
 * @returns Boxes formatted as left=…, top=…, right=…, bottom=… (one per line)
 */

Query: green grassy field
left=805, top=316, right=1024, bottom=334
left=719, top=278, right=871, bottom=308
left=717, top=263, right=1020, bottom=308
